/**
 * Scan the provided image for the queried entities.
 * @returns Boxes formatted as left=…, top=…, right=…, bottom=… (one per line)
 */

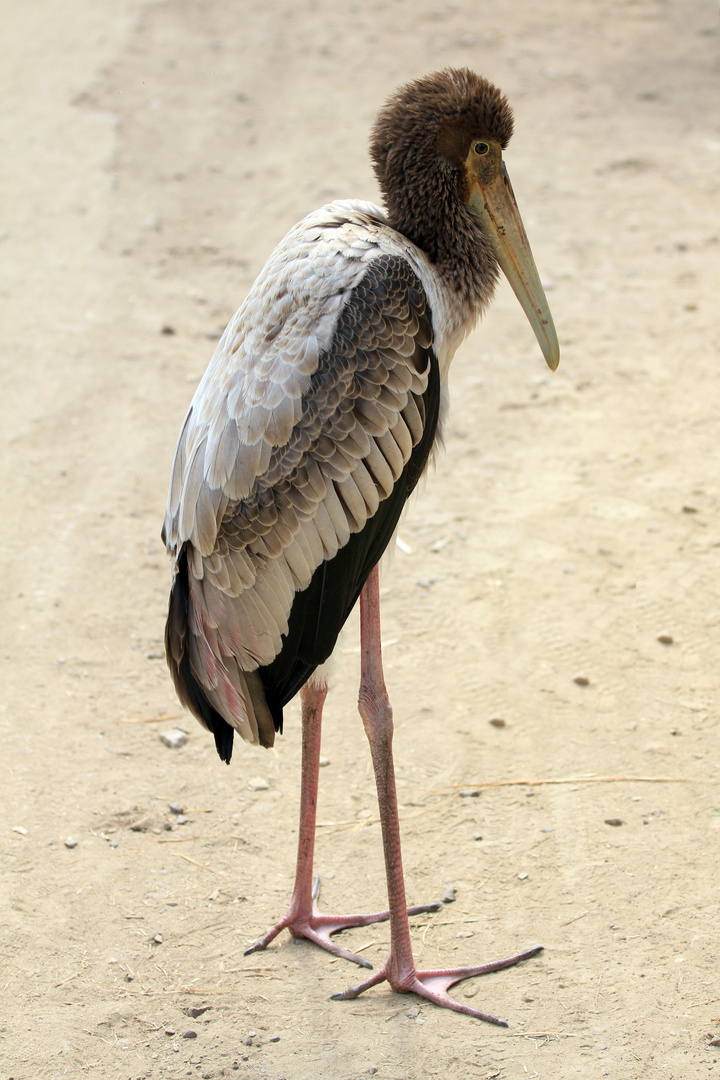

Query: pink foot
left=244, top=876, right=441, bottom=969
left=331, top=944, right=543, bottom=1025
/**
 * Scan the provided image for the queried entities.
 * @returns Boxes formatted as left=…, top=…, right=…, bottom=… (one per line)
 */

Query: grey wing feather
left=164, top=223, right=434, bottom=748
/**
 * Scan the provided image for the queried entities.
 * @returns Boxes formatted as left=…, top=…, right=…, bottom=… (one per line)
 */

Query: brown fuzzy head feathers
left=370, top=69, right=514, bottom=297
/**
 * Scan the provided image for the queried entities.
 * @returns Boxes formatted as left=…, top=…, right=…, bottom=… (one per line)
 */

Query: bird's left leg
left=331, top=566, right=542, bottom=1024
left=244, top=672, right=437, bottom=968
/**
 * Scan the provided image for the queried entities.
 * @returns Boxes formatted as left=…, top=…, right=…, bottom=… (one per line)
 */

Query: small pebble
left=441, top=886, right=456, bottom=903
left=319, top=757, right=330, bottom=767
left=518, top=872, right=528, bottom=881
left=109, top=840, right=118, bottom=848
left=542, top=826, right=553, bottom=833
left=269, top=1035, right=280, bottom=1043
left=11, top=826, right=27, bottom=835
left=160, top=727, right=189, bottom=749
left=153, top=933, right=163, bottom=944
left=708, top=1037, right=720, bottom=1047
left=164, top=1028, right=175, bottom=1037
left=682, top=504, right=698, bottom=514
left=489, top=717, right=506, bottom=728
left=182, top=1030, right=197, bottom=1039
left=473, top=833, right=483, bottom=841
left=459, top=788, right=480, bottom=798
left=605, top=818, right=623, bottom=827
left=168, top=802, right=184, bottom=814
left=175, top=814, right=192, bottom=825
left=186, top=1006, right=211, bottom=1018
left=573, top=675, right=590, bottom=687
left=247, top=777, right=269, bottom=791
left=657, top=634, right=674, bottom=646
left=64, top=838, right=78, bottom=849
left=405, top=1006, right=420, bottom=1019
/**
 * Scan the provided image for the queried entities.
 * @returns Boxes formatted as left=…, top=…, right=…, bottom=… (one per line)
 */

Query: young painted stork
left=162, top=68, right=559, bottom=1025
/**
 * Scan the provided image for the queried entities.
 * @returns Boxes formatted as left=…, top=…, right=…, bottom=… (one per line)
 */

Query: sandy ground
left=2, top=1, right=719, bottom=1077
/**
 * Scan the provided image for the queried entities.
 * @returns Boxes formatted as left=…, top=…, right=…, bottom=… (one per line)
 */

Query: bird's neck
left=388, top=199, right=499, bottom=319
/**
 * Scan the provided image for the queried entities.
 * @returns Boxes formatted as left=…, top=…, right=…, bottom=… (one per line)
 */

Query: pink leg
left=331, top=567, right=542, bottom=1025
left=244, top=674, right=440, bottom=968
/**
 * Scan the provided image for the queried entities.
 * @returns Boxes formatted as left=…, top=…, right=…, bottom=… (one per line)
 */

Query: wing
left=164, top=249, right=438, bottom=762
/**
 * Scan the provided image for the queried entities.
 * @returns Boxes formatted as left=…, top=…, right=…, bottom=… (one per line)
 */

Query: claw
left=332, top=945, right=543, bottom=1025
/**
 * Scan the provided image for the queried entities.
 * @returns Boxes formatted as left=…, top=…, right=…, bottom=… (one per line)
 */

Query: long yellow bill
left=471, top=162, right=559, bottom=371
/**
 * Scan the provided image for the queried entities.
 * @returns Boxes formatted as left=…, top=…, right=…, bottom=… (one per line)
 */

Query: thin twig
left=55, top=971, right=81, bottom=988
left=119, top=714, right=182, bottom=724
left=507, top=1032, right=579, bottom=1039
left=560, top=910, right=589, bottom=926
left=447, top=775, right=703, bottom=791
left=175, top=853, right=223, bottom=875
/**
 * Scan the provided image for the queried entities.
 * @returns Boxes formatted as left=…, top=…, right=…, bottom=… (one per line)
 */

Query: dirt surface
left=2, top=1, right=719, bottom=1077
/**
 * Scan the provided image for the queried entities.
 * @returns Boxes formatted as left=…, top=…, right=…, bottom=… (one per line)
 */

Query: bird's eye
left=474, top=141, right=490, bottom=156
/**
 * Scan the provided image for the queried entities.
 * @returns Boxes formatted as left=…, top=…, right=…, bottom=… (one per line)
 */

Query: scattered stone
left=708, top=1037, right=720, bottom=1047
left=441, top=886, right=456, bottom=903
left=456, top=930, right=473, bottom=938
left=182, top=1030, right=197, bottom=1039
left=163, top=822, right=174, bottom=831
left=11, top=826, right=27, bottom=835
left=319, top=757, right=331, bottom=767
left=247, top=777, right=269, bottom=791
left=161, top=325, right=176, bottom=335
left=160, top=727, right=189, bottom=749
left=542, top=826, right=553, bottom=833
left=405, top=1006, right=420, bottom=1019
left=175, top=814, right=193, bottom=825
left=269, top=1034, right=280, bottom=1043
left=109, top=840, right=118, bottom=849
left=573, top=675, right=590, bottom=686
left=517, top=872, right=528, bottom=881
left=186, top=1006, right=211, bottom=1018
left=605, top=818, right=623, bottom=827
left=489, top=717, right=506, bottom=728
left=682, top=504, right=698, bottom=514
left=64, top=838, right=78, bottom=849
left=125, top=973, right=134, bottom=982
left=164, top=1028, right=175, bottom=1036
left=459, top=788, right=480, bottom=798
left=473, top=833, right=483, bottom=841
left=153, top=933, right=163, bottom=944
left=657, top=634, right=674, bottom=645
left=168, top=802, right=184, bottom=814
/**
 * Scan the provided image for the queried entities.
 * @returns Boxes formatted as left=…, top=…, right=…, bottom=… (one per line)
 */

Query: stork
left=162, top=68, right=559, bottom=1025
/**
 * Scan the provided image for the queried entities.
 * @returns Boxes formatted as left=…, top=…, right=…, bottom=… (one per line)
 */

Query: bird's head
left=371, top=69, right=559, bottom=371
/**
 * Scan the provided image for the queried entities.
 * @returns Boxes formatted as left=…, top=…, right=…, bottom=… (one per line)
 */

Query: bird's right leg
left=245, top=674, right=438, bottom=968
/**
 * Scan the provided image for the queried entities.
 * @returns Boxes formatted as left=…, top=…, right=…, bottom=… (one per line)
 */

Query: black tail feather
left=165, top=547, right=235, bottom=764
